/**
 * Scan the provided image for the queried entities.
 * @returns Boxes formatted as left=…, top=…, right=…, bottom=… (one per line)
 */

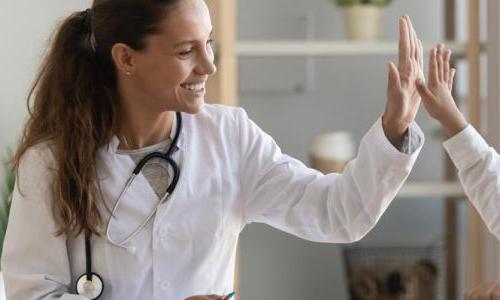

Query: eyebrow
left=172, top=30, right=213, bottom=48
left=173, top=40, right=198, bottom=48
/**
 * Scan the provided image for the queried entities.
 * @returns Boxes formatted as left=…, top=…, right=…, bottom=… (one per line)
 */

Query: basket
left=343, top=243, right=445, bottom=300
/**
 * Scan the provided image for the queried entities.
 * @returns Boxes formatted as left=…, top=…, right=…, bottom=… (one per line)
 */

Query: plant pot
left=342, top=5, right=383, bottom=41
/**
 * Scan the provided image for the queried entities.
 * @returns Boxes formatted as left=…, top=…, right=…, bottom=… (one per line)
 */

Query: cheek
left=155, top=64, right=192, bottom=92
left=138, top=57, right=190, bottom=89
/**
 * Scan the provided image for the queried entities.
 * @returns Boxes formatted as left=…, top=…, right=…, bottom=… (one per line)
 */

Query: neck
left=118, top=109, right=174, bottom=150
left=117, top=77, right=177, bottom=150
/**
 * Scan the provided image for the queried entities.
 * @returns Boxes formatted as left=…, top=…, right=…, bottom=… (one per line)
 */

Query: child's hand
left=416, top=44, right=468, bottom=136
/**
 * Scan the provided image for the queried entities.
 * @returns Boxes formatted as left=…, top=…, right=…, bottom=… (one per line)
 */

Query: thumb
left=387, top=61, right=401, bottom=91
left=416, top=79, right=433, bottom=101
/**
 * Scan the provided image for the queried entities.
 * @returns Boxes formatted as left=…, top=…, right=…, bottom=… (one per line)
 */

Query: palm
left=417, top=45, right=459, bottom=122
left=384, top=16, right=424, bottom=131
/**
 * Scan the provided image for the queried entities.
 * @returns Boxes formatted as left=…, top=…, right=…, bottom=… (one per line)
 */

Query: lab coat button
left=159, top=228, right=168, bottom=237
left=126, top=245, right=137, bottom=255
left=161, top=280, right=170, bottom=290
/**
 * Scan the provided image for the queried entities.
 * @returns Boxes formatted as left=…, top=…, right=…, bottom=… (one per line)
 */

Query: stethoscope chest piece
left=76, top=272, right=103, bottom=299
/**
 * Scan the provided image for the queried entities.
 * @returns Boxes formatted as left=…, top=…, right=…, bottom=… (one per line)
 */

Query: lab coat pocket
left=170, top=149, right=225, bottom=241
left=160, top=153, right=225, bottom=286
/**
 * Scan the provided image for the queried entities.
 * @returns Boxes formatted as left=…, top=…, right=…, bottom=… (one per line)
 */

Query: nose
left=195, top=45, right=217, bottom=76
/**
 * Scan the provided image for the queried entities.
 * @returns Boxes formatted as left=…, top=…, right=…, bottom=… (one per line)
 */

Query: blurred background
left=2, top=0, right=500, bottom=299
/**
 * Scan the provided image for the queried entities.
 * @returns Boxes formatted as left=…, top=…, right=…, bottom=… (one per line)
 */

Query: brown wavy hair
left=13, top=0, right=181, bottom=237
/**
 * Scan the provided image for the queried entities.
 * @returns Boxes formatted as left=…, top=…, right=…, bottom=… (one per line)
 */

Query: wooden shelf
left=237, top=40, right=485, bottom=58
left=398, top=181, right=464, bottom=198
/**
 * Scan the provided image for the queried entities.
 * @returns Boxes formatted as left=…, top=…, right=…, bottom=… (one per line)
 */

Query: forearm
left=444, top=126, right=500, bottom=238
left=326, top=118, right=424, bottom=242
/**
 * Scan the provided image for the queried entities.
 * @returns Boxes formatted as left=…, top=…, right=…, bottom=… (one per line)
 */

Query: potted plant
left=0, top=153, right=14, bottom=262
left=331, top=0, right=393, bottom=41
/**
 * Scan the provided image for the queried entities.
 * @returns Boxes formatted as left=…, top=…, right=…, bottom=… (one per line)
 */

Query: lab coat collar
left=105, top=112, right=186, bottom=154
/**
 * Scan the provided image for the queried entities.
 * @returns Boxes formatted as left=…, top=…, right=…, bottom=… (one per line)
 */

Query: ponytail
left=14, top=8, right=117, bottom=237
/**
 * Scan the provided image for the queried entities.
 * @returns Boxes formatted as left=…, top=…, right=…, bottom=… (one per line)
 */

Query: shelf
left=237, top=40, right=485, bottom=58
left=398, top=181, right=465, bottom=198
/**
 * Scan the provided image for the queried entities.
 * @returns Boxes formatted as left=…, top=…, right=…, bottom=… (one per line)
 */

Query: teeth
left=182, top=82, right=205, bottom=92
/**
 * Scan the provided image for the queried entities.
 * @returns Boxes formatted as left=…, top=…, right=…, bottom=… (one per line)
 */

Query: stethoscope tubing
left=78, top=112, right=182, bottom=299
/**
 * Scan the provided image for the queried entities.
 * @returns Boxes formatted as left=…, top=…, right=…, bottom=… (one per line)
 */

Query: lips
left=180, top=82, right=205, bottom=92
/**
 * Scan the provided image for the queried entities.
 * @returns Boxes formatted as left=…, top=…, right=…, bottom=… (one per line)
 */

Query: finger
left=398, top=16, right=410, bottom=69
left=467, top=283, right=497, bottom=300
left=449, top=68, right=456, bottom=91
left=465, top=286, right=479, bottom=300
left=429, top=47, right=438, bottom=85
left=417, top=39, right=424, bottom=79
left=479, top=283, right=499, bottom=299
left=443, top=48, right=451, bottom=83
left=415, top=38, right=421, bottom=68
left=437, top=44, right=444, bottom=82
left=405, top=15, right=416, bottom=61
left=418, top=39, right=423, bottom=69
left=416, top=78, right=434, bottom=101
left=464, top=286, right=477, bottom=300
left=492, top=283, right=500, bottom=299
left=388, top=61, right=401, bottom=90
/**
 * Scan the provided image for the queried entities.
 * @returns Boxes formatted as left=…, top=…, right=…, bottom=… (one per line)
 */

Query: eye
left=178, top=49, right=193, bottom=56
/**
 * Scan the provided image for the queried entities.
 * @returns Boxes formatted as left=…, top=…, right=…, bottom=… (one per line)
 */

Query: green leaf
left=0, top=150, right=14, bottom=261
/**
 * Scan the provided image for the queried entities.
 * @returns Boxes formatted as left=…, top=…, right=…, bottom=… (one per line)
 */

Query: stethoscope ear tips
left=76, top=272, right=104, bottom=299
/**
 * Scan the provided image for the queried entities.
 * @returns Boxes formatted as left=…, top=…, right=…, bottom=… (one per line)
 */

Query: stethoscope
left=76, top=111, right=183, bottom=299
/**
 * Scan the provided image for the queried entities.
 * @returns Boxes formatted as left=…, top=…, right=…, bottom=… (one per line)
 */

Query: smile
left=181, top=82, right=205, bottom=92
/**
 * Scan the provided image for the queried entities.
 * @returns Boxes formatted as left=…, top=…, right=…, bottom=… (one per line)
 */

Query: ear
left=111, top=43, right=136, bottom=76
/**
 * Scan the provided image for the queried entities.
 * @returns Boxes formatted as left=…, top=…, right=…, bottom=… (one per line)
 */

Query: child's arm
left=416, top=43, right=468, bottom=136
left=418, top=44, right=500, bottom=239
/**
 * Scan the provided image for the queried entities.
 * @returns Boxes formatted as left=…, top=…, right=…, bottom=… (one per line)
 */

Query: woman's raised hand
left=383, top=15, right=424, bottom=148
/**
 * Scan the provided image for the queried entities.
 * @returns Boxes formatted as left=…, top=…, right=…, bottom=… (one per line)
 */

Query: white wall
left=0, top=3, right=91, bottom=298
left=0, top=0, right=91, bottom=175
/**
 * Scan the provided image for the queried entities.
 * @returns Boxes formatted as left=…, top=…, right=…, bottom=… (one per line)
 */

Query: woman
left=1, top=0, right=425, bottom=299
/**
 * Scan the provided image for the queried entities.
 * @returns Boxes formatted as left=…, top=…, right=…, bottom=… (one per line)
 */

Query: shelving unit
left=398, top=182, right=464, bottom=198
left=237, top=40, right=475, bottom=57
left=206, top=0, right=485, bottom=299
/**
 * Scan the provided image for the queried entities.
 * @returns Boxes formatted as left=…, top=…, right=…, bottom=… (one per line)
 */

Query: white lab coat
left=2, top=104, right=423, bottom=300
left=443, top=125, right=500, bottom=239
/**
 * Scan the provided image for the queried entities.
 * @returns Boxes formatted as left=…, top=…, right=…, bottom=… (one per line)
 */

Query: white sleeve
left=237, top=108, right=424, bottom=243
left=443, top=125, right=500, bottom=239
left=1, top=147, right=88, bottom=300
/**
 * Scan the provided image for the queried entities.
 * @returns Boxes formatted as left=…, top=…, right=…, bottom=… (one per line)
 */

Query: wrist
left=439, top=109, right=468, bottom=137
left=382, top=116, right=408, bottom=148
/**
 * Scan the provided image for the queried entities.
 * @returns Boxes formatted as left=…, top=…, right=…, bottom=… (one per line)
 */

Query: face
left=127, top=0, right=216, bottom=114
